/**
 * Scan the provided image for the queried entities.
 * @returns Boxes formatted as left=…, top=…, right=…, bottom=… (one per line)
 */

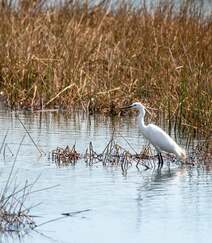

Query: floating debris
left=61, top=209, right=91, bottom=217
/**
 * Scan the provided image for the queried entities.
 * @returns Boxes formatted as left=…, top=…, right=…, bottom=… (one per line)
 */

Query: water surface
left=0, top=108, right=211, bottom=243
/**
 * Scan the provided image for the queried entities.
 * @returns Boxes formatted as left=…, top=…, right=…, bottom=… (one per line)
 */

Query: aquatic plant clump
left=0, top=134, right=38, bottom=234
left=84, top=139, right=157, bottom=174
left=51, top=145, right=80, bottom=166
left=50, top=138, right=179, bottom=174
left=0, top=182, right=36, bottom=233
left=0, top=207, right=35, bottom=233
left=50, top=134, right=211, bottom=173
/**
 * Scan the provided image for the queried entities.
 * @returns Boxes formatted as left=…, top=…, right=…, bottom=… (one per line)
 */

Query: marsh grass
left=0, top=0, right=211, bottom=134
left=0, top=156, right=37, bottom=233
left=0, top=176, right=37, bottom=233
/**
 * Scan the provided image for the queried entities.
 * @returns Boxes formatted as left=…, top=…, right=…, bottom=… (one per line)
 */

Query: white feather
left=142, top=124, right=186, bottom=159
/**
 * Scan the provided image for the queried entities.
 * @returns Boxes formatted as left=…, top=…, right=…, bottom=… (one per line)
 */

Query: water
left=47, top=0, right=212, bottom=15
left=0, top=108, right=212, bottom=243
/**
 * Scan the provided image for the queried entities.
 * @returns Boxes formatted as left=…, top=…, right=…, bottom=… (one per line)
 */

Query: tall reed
left=0, top=0, right=211, bottom=133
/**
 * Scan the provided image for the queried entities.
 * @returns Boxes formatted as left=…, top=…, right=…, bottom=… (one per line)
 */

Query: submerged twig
left=1, top=134, right=26, bottom=204
left=0, top=128, right=9, bottom=154
left=36, top=209, right=91, bottom=228
left=61, top=209, right=91, bottom=217
left=15, top=113, right=44, bottom=156
left=3, top=143, right=14, bottom=159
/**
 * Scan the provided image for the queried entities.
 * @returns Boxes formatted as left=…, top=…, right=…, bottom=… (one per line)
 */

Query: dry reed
left=51, top=145, right=80, bottom=166
left=0, top=180, right=37, bottom=233
left=51, top=133, right=211, bottom=174
left=0, top=0, right=211, bottom=134
left=83, top=136, right=192, bottom=172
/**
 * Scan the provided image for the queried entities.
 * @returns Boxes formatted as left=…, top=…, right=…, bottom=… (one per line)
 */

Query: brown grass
left=0, top=0, right=211, bottom=134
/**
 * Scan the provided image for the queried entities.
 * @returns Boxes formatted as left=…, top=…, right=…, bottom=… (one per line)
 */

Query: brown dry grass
left=0, top=0, right=211, bottom=133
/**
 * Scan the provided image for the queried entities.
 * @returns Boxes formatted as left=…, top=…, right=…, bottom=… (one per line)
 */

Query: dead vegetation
left=51, top=145, right=80, bottom=166
left=0, top=160, right=37, bottom=233
left=0, top=132, right=40, bottom=234
left=0, top=0, right=211, bottom=134
left=0, top=183, right=37, bottom=233
left=50, top=133, right=211, bottom=174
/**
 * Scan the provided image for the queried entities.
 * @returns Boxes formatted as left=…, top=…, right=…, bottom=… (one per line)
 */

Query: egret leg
left=157, top=153, right=161, bottom=169
left=159, top=153, right=164, bottom=168
left=157, top=153, right=163, bottom=169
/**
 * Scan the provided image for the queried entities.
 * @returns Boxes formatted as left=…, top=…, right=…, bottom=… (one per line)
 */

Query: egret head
left=121, top=102, right=146, bottom=115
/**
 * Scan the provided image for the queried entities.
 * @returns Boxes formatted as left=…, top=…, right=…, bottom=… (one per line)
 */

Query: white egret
left=122, top=102, right=186, bottom=168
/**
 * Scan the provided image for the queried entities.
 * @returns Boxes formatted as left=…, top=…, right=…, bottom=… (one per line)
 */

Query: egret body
left=122, top=102, right=186, bottom=168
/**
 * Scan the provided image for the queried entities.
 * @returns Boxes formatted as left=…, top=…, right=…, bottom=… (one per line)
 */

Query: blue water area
left=0, top=108, right=211, bottom=243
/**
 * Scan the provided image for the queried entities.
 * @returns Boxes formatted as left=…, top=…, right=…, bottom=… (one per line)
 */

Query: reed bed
left=0, top=0, right=211, bottom=134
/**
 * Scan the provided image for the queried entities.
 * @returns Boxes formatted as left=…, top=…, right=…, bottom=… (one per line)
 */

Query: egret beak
left=120, top=104, right=134, bottom=110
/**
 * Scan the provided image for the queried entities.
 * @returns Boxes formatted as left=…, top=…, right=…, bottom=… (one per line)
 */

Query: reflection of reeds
left=0, top=0, right=211, bottom=133
left=187, top=137, right=212, bottom=167
left=15, top=113, right=44, bottom=156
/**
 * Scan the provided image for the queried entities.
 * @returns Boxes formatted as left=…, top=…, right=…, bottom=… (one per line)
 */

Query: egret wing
left=144, top=124, right=178, bottom=153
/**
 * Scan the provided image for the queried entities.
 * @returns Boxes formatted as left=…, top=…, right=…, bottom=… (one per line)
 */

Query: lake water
left=47, top=0, right=212, bottom=14
left=0, top=108, right=212, bottom=243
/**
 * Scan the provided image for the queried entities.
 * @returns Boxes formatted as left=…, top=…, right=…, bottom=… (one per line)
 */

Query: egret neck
left=137, top=105, right=146, bottom=131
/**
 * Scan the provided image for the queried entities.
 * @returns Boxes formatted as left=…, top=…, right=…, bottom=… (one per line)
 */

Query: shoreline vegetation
left=0, top=0, right=211, bottom=134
